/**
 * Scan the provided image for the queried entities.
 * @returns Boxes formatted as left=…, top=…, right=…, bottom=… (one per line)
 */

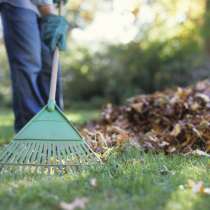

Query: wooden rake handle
left=48, top=1, right=64, bottom=111
left=49, top=48, right=59, bottom=103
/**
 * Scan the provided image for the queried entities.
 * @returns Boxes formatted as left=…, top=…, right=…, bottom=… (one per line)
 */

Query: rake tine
left=59, top=165, right=63, bottom=176
left=1, top=143, right=18, bottom=163
left=0, top=164, right=3, bottom=173
left=78, top=143, right=89, bottom=163
left=79, top=143, right=88, bottom=155
left=0, top=143, right=14, bottom=161
left=30, top=143, right=39, bottom=164
left=19, top=143, right=30, bottom=164
left=12, top=143, right=27, bottom=164
left=84, top=142, right=101, bottom=162
left=64, top=145, right=72, bottom=166
left=45, top=143, right=49, bottom=166
left=47, top=143, right=52, bottom=175
left=71, top=144, right=80, bottom=163
left=57, top=144, right=62, bottom=165
left=60, top=144, right=68, bottom=165
left=74, top=144, right=84, bottom=164
left=69, top=166, right=76, bottom=175
left=67, top=145, right=75, bottom=164
left=53, top=143, right=57, bottom=173
left=57, top=144, right=64, bottom=176
left=80, top=143, right=92, bottom=161
left=37, top=143, right=43, bottom=164
left=41, top=143, right=48, bottom=173
left=26, top=143, right=35, bottom=164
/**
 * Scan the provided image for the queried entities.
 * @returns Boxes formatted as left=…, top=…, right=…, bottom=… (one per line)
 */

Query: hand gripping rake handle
left=48, top=1, right=63, bottom=112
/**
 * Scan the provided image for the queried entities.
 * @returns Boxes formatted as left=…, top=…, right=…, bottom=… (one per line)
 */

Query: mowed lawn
left=0, top=109, right=210, bottom=210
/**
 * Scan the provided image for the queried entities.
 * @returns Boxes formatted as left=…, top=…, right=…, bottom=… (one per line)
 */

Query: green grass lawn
left=0, top=109, right=210, bottom=210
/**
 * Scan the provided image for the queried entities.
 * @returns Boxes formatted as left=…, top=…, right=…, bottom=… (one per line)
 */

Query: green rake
left=0, top=12, right=101, bottom=174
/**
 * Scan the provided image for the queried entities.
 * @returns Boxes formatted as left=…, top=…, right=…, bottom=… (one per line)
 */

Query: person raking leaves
left=0, top=0, right=101, bottom=175
left=0, top=0, right=69, bottom=132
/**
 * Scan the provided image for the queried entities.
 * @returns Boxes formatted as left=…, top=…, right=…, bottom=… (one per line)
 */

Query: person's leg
left=1, top=4, right=43, bottom=132
left=0, top=3, right=63, bottom=132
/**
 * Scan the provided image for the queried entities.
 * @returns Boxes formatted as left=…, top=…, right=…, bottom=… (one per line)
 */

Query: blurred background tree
left=0, top=0, right=210, bottom=109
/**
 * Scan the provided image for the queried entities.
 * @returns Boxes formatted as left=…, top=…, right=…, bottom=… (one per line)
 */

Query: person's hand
left=41, top=15, right=69, bottom=51
left=53, top=0, right=68, bottom=6
left=38, top=4, right=56, bottom=16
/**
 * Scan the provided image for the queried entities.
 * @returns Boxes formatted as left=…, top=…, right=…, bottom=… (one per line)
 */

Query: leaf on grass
left=186, top=149, right=210, bottom=158
left=90, top=178, right=97, bottom=188
left=60, top=197, right=89, bottom=210
left=188, top=180, right=210, bottom=195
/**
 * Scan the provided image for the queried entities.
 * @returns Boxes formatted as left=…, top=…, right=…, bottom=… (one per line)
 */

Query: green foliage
left=0, top=30, right=207, bottom=108
left=0, top=0, right=209, bottom=108
left=0, top=45, right=11, bottom=107
left=62, top=35, right=206, bottom=105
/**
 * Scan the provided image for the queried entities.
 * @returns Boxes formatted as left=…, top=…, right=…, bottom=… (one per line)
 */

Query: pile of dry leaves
left=82, top=80, right=210, bottom=154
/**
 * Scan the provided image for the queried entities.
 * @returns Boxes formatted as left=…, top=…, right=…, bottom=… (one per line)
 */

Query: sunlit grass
left=66, top=109, right=100, bottom=125
left=0, top=110, right=13, bottom=126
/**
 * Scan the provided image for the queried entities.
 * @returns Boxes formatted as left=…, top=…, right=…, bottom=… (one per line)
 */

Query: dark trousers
left=0, top=3, right=63, bottom=132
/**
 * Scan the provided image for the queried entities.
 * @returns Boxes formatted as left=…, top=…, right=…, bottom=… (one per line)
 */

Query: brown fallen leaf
left=131, top=102, right=144, bottom=113
left=195, top=93, right=210, bottom=103
left=60, top=197, right=89, bottom=210
left=170, top=123, right=182, bottom=137
left=188, top=180, right=210, bottom=195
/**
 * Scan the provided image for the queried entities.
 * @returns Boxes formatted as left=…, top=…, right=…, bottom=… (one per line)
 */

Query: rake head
left=0, top=140, right=100, bottom=175
left=0, top=105, right=101, bottom=175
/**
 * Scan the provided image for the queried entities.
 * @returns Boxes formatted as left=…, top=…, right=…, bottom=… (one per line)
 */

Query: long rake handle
left=48, top=1, right=63, bottom=111
left=49, top=48, right=59, bottom=103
